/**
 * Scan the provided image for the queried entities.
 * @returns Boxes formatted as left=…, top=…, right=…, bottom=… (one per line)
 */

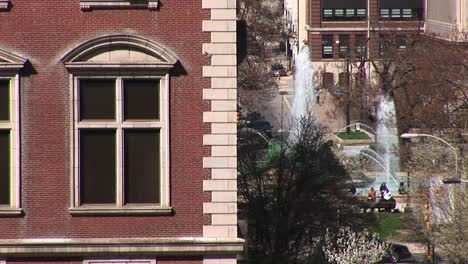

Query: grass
left=336, top=131, right=371, bottom=140
left=363, top=213, right=425, bottom=242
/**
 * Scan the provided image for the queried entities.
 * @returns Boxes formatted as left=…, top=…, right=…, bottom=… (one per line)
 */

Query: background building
left=425, top=0, right=468, bottom=41
left=0, top=0, right=242, bottom=264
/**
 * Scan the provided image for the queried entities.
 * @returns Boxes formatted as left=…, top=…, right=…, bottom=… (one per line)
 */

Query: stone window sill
left=80, top=0, right=159, bottom=11
left=69, top=205, right=172, bottom=216
left=0, top=207, right=23, bottom=216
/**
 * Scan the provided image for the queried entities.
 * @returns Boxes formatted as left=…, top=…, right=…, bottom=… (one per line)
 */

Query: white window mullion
left=162, top=75, right=169, bottom=206
left=11, top=75, right=20, bottom=208
left=73, top=77, right=80, bottom=207
left=116, top=78, right=123, bottom=207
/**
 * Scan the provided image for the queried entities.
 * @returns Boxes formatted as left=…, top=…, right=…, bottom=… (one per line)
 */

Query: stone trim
left=80, top=1, right=159, bottom=11
left=0, top=238, right=244, bottom=257
left=84, top=259, right=155, bottom=264
left=0, top=49, right=27, bottom=215
left=202, top=1, right=242, bottom=262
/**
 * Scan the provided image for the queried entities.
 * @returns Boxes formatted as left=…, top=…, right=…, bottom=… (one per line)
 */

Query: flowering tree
left=402, top=139, right=468, bottom=263
left=323, top=227, right=391, bottom=264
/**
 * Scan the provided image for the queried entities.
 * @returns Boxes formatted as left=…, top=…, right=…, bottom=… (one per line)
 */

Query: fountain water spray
left=289, top=45, right=316, bottom=140
left=376, top=95, right=401, bottom=189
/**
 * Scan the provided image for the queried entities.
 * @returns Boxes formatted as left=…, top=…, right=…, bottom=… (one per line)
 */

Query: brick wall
left=0, top=0, right=210, bottom=239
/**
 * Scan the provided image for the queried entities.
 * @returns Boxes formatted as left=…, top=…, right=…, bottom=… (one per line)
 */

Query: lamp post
left=400, top=133, right=466, bottom=184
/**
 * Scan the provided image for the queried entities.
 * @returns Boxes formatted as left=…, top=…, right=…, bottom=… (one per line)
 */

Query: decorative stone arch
left=61, top=34, right=178, bottom=71
left=0, top=48, right=28, bottom=73
left=0, top=48, right=27, bottom=215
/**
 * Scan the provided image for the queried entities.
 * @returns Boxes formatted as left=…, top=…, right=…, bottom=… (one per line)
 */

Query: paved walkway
left=276, top=75, right=345, bottom=133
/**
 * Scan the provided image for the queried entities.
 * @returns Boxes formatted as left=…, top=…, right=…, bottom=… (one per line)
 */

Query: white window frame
left=84, top=259, right=156, bottom=264
left=0, top=74, right=21, bottom=215
left=69, top=74, right=171, bottom=215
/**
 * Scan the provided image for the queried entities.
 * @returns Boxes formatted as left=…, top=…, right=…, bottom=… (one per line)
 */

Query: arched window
left=62, top=34, right=178, bottom=215
left=0, top=48, right=27, bottom=215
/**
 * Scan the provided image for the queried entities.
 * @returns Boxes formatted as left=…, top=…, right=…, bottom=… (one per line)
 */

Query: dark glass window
left=0, top=80, right=9, bottom=121
left=379, top=34, right=387, bottom=56
left=379, top=0, right=423, bottom=20
left=124, top=130, right=160, bottom=204
left=339, top=35, right=350, bottom=58
left=396, top=34, right=407, bottom=49
left=355, top=34, right=367, bottom=59
left=322, top=72, right=334, bottom=90
left=79, top=79, right=115, bottom=120
left=124, top=80, right=159, bottom=120
left=0, top=131, right=10, bottom=205
left=322, top=35, right=334, bottom=59
left=322, top=0, right=366, bottom=21
left=80, top=130, right=116, bottom=204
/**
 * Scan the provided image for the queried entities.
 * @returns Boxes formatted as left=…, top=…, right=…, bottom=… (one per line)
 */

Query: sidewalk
left=276, top=75, right=344, bottom=133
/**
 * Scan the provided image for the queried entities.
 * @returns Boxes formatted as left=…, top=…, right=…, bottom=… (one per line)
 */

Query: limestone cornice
left=0, top=237, right=245, bottom=257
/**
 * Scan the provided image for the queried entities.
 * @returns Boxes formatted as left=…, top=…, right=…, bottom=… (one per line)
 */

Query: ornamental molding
left=0, top=237, right=244, bottom=257
left=62, top=34, right=178, bottom=71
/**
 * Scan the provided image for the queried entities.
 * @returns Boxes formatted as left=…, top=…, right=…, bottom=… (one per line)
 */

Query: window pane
left=391, top=9, right=401, bottom=17
left=0, top=80, right=9, bottom=121
left=357, top=9, right=366, bottom=16
left=335, top=9, right=344, bottom=16
left=402, top=9, right=412, bottom=18
left=322, top=35, right=334, bottom=59
left=345, top=9, right=355, bottom=17
left=323, top=9, right=333, bottom=17
left=0, top=131, right=10, bottom=205
left=339, top=35, right=350, bottom=58
left=124, top=130, right=160, bottom=204
left=124, top=80, right=159, bottom=120
left=380, top=9, right=390, bottom=17
left=80, top=130, right=116, bottom=204
left=79, top=79, right=115, bottom=120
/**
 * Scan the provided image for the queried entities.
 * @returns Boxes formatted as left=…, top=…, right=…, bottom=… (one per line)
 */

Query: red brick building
left=307, top=0, right=424, bottom=62
left=0, top=1, right=242, bottom=264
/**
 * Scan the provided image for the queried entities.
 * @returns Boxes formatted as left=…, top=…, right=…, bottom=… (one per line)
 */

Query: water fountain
left=375, top=95, right=401, bottom=192
left=289, top=45, right=316, bottom=140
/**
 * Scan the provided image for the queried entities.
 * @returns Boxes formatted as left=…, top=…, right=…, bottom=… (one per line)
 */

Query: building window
left=338, top=35, right=350, bottom=58
left=0, top=49, right=26, bottom=216
left=0, top=0, right=10, bottom=10
left=378, top=0, right=424, bottom=20
left=322, top=0, right=366, bottom=21
left=345, top=9, right=355, bottom=17
left=322, top=35, right=334, bottom=59
left=391, top=9, right=401, bottom=18
left=73, top=77, right=168, bottom=212
left=380, top=9, right=390, bottom=18
left=63, top=34, right=177, bottom=215
left=322, top=72, right=334, bottom=91
left=379, top=34, right=387, bottom=57
left=396, top=34, right=407, bottom=49
left=355, top=34, right=367, bottom=59
left=0, top=79, right=20, bottom=214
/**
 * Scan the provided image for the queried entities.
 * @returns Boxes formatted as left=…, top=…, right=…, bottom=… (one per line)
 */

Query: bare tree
left=238, top=115, right=363, bottom=263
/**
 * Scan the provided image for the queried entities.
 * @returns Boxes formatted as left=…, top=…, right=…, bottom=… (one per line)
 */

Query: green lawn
left=336, top=131, right=371, bottom=140
left=363, top=213, right=425, bottom=242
